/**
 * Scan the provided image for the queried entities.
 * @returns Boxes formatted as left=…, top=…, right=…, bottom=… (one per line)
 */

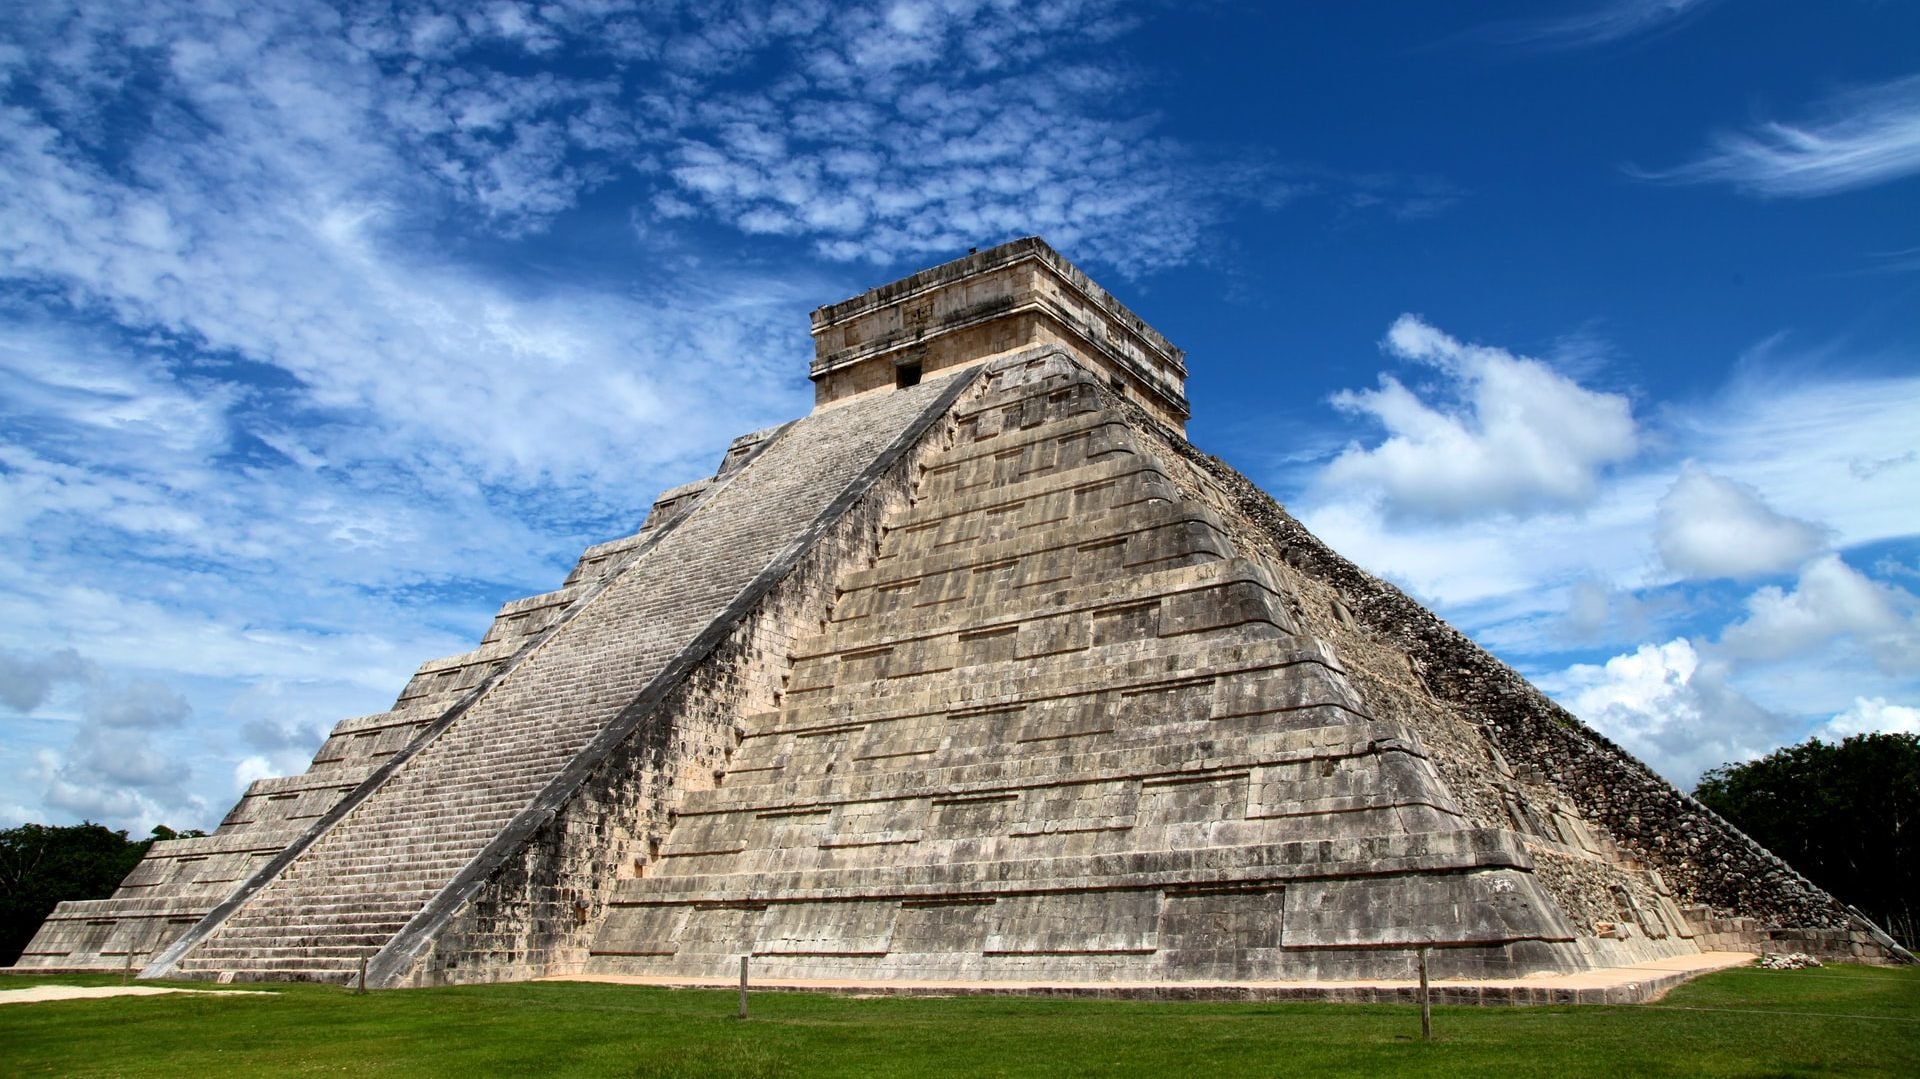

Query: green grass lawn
left=3, top=966, right=1916, bottom=1078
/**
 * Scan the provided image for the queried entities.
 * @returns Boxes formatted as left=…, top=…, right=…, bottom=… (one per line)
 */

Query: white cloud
left=1489, top=0, right=1720, bottom=50
left=1818, top=697, right=1920, bottom=741
left=1671, top=367, right=1920, bottom=551
left=1643, top=73, right=1920, bottom=197
left=232, top=755, right=278, bottom=794
left=1319, top=314, right=1638, bottom=520
left=1559, top=578, right=1663, bottom=646
left=1302, top=470, right=1668, bottom=614
left=1718, top=554, right=1920, bottom=672
left=1550, top=638, right=1786, bottom=783
left=1655, top=463, right=1827, bottom=579
left=7, top=649, right=207, bottom=831
left=1565, top=580, right=1615, bottom=639
left=0, top=647, right=91, bottom=710
left=1298, top=335, right=1920, bottom=647
left=1298, top=324, right=1920, bottom=790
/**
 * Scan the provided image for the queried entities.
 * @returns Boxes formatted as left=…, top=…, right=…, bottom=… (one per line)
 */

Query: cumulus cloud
left=229, top=689, right=335, bottom=792
left=1655, top=464, right=1827, bottom=580
left=232, top=755, right=282, bottom=794
left=5, top=647, right=205, bottom=832
left=1718, top=554, right=1920, bottom=673
left=0, top=647, right=91, bottom=711
left=1300, top=336, right=1918, bottom=677
left=1320, top=315, right=1638, bottom=520
left=1818, top=696, right=1920, bottom=741
left=1551, top=637, right=1786, bottom=783
left=1641, top=73, right=1920, bottom=197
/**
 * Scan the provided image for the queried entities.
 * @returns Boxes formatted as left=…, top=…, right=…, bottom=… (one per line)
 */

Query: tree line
left=0, top=822, right=205, bottom=966
left=1695, top=731, right=1918, bottom=948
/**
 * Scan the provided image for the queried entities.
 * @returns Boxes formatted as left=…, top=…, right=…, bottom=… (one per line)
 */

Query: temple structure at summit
left=16, top=238, right=1903, bottom=990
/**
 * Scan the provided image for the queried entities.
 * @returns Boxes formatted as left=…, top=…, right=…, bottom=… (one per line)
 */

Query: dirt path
left=0, top=985, right=274, bottom=1005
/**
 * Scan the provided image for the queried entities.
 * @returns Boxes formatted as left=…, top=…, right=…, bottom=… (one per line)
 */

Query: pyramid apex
left=808, top=237, right=1190, bottom=432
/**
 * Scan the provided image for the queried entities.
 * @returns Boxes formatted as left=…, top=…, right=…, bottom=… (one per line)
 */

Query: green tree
left=1695, top=732, right=1919, bottom=946
left=0, top=822, right=203, bottom=966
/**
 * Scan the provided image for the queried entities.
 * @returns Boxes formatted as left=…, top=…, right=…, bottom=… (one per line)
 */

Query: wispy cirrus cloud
left=1639, top=73, right=1920, bottom=197
left=1485, top=0, right=1720, bottom=50
left=0, top=0, right=1267, bottom=831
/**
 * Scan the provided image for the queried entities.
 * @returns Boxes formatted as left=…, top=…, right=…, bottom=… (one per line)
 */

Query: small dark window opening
left=1109, top=374, right=1126, bottom=395
left=896, top=362, right=922, bottom=388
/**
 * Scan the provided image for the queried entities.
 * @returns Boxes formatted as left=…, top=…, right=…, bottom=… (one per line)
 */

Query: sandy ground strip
left=0, top=985, right=275, bottom=1005
left=543, top=951, right=1759, bottom=1004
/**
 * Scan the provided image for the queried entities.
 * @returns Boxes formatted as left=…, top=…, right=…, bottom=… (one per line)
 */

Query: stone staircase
left=16, top=488, right=690, bottom=973
left=154, top=375, right=964, bottom=982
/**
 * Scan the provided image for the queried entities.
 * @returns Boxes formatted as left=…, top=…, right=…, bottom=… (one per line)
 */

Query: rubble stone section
left=1107, top=394, right=1889, bottom=964
left=587, top=359, right=1597, bottom=983
left=143, top=370, right=970, bottom=983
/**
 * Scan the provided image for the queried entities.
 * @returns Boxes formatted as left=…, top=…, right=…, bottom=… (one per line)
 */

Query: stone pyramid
left=18, top=239, right=1888, bottom=987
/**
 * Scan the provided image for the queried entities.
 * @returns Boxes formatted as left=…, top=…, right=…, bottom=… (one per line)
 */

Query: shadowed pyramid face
left=20, top=240, right=1866, bottom=988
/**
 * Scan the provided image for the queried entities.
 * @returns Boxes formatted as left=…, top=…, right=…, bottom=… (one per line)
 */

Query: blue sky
left=1, top=0, right=1915, bottom=834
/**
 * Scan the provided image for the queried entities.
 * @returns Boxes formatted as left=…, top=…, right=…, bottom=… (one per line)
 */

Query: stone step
left=774, top=635, right=1345, bottom=734
left=835, top=502, right=1227, bottom=605
left=877, top=459, right=1177, bottom=559
left=178, top=956, right=366, bottom=975
left=689, top=739, right=1437, bottom=841
left=620, top=827, right=1529, bottom=907
left=208, top=919, right=412, bottom=941
left=802, top=558, right=1284, bottom=662
left=703, top=716, right=1410, bottom=820
left=909, top=405, right=1123, bottom=479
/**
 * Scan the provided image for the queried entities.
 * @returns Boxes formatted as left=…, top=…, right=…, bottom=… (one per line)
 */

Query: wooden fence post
left=1417, top=945, right=1432, bottom=1042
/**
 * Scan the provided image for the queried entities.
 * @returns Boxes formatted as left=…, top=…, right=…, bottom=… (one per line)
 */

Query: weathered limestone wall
left=1112, top=398, right=1858, bottom=947
left=585, top=353, right=1623, bottom=984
